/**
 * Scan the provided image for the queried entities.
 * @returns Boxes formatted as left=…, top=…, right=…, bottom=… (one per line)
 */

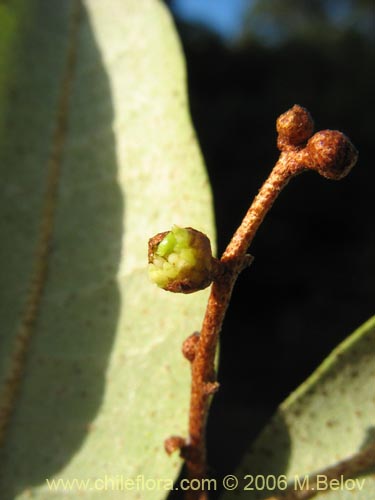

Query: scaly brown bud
left=277, top=104, right=314, bottom=151
left=182, top=332, right=200, bottom=362
left=148, top=226, right=215, bottom=293
left=305, top=130, right=358, bottom=180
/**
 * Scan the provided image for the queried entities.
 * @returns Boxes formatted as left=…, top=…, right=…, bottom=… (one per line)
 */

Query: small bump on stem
left=182, top=332, right=200, bottom=363
left=203, top=381, right=220, bottom=395
left=164, top=435, right=186, bottom=455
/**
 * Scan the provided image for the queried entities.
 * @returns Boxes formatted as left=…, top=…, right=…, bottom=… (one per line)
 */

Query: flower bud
left=148, top=226, right=215, bottom=293
left=277, top=104, right=314, bottom=150
left=182, top=332, right=200, bottom=362
left=305, top=130, right=358, bottom=180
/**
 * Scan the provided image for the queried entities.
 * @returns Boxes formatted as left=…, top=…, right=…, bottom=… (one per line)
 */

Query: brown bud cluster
left=277, top=104, right=358, bottom=180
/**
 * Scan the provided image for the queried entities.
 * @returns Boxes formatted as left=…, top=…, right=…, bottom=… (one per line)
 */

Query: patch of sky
left=170, top=0, right=252, bottom=41
left=170, top=0, right=372, bottom=45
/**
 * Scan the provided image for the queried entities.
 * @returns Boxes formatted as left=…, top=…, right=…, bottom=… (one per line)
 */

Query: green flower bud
left=148, top=225, right=215, bottom=293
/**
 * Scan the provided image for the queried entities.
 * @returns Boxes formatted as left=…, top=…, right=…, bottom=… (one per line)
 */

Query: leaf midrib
left=0, top=0, right=81, bottom=446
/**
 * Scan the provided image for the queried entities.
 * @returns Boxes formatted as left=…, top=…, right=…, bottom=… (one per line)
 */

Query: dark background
left=164, top=0, right=374, bottom=495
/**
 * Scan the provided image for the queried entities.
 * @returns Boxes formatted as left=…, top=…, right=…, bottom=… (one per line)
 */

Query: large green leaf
left=0, top=1, right=215, bottom=498
left=222, top=316, right=375, bottom=500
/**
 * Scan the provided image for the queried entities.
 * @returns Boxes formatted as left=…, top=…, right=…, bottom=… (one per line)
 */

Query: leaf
left=221, top=316, right=375, bottom=500
left=0, top=1, right=215, bottom=498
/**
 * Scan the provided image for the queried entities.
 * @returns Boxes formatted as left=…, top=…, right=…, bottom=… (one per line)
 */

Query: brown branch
left=186, top=155, right=299, bottom=487
left=163, top=105, right=358, bottom=500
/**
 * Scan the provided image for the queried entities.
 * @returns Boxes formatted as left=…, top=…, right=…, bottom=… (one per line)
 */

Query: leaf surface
left=0, top=1, right=215, bottom=498
left=221, top=316, right=375, bottom=500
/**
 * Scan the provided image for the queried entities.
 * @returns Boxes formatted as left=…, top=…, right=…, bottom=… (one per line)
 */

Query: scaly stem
left=162, top=105, right=358, bottom=500
left=185, top=154, right=304, bottom=496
